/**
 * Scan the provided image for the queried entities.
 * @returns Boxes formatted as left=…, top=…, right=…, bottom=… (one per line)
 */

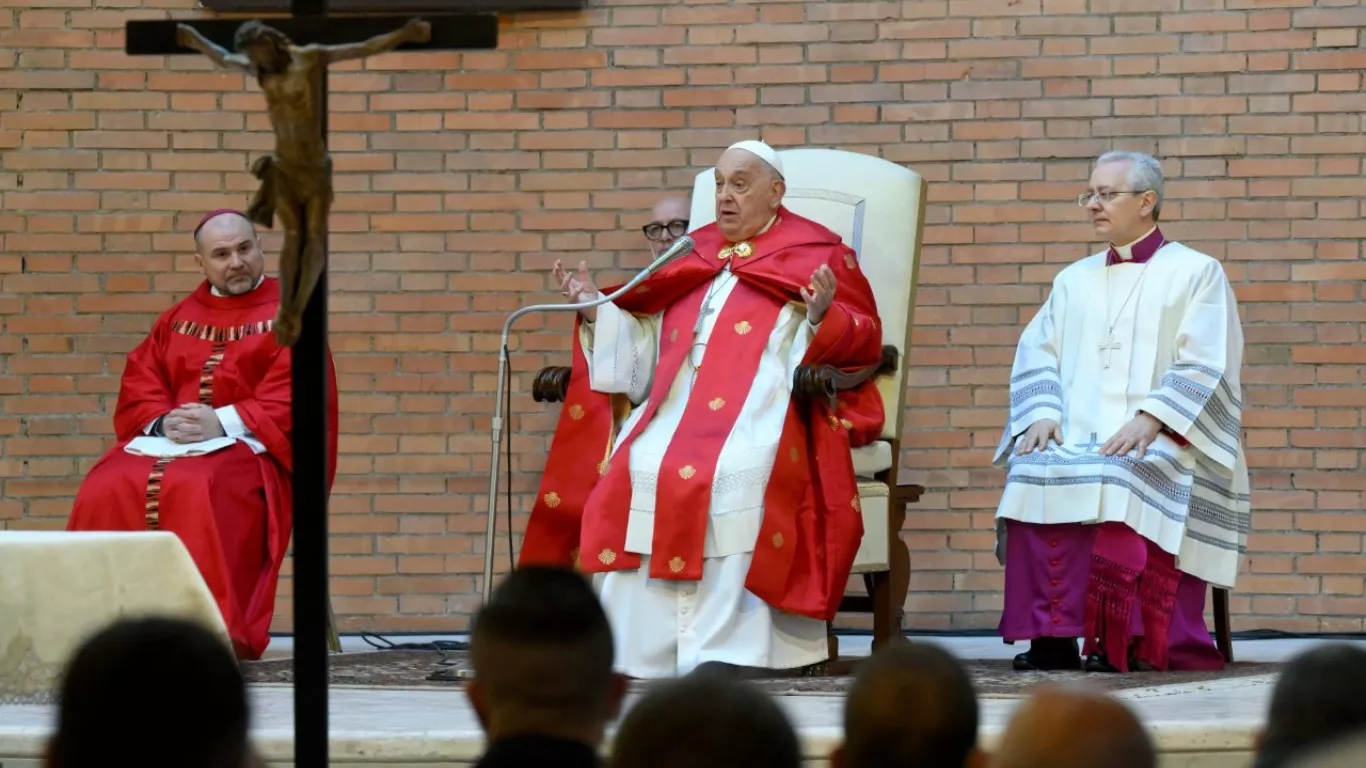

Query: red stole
left=520, top=209, right=886, bottom=621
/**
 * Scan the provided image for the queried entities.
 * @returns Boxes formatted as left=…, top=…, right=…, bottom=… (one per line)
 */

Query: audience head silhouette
left=467, top=566, right=625, bottom=748
left=46, top=616, right=250, bottom=768
left=1254, top=643, right=1366, bottom=768
left=611, top=672, right=801, bottom=768
left=833, top=640, right=983, bottom=768
left=993, top=684, right=1154, bottom=768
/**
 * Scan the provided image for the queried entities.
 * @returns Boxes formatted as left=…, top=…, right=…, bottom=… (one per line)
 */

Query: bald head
left=643, top=195, right=691, bottom=257
left=193, top=212, right=265, bottom=296
left=993, top=685, right=1154, bottom=768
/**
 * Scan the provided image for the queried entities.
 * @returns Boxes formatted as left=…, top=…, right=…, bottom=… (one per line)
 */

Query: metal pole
left=291, top=1, right=329, bottom=767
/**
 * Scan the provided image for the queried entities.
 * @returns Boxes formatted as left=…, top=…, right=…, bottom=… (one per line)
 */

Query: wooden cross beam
left=125, top=3, right=496, bottom=766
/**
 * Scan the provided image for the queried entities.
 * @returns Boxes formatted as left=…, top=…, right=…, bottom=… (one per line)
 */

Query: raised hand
left=553, top=259, right=599, bottom=321
left=1015, top=418, right=1063, bottom=456
left=801, top=265, right=837, bottom=324
left=1100, top=412, right=1162, bottom=459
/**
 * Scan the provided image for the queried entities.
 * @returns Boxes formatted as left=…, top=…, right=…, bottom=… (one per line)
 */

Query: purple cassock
left=1000, top=520, right=1225, bottom=672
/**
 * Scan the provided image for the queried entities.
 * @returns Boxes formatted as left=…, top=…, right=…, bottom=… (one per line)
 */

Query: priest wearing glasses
left=993, top=150, right=1249, bottom=674
left=520, top=140, right=886, bottom=678
left=642, top=195, right=691, bottom=258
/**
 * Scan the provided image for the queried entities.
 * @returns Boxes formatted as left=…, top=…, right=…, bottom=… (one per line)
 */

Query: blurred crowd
left=43, top=566, right=1366, bottom=768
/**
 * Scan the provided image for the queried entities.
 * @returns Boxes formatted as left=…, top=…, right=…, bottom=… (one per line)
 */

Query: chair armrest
left=532, top=366, right=572, bottom=403
left=892, top=483, right=924, bottom=509
left=792, top=345, right=899, bottom=402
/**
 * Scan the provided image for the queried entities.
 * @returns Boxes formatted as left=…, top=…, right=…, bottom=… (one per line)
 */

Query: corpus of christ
left=17, top=0, right=1366, bottom=765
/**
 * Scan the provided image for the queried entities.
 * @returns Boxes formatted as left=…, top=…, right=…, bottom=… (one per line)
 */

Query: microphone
left=478, top=234, right=696, bottom=602
left=561, top=233, right=695, bottom=316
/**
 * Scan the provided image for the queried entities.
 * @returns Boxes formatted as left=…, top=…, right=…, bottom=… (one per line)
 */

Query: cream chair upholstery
left=689, top=148, right=927, bottom=647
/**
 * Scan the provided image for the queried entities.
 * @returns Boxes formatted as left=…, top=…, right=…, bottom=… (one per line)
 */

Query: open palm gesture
left=802, top=265, right=837, bottom=324
left=554, top=260, right=597, bottom=304
left=553, top=259, right=599, bottom=320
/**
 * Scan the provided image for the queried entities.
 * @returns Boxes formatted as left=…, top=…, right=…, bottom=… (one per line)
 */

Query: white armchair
left=687, top=148, right=928, bottom=657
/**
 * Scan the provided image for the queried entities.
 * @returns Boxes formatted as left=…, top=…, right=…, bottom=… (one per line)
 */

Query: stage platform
left=0, top=636, right=1351, bottom=767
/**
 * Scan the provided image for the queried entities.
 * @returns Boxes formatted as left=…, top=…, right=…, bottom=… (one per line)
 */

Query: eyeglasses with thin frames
left=1077, top=190, right=1148, bottom=206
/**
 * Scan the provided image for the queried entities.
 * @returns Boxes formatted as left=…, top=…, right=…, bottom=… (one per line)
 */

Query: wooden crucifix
left=125, top=3, right=497, bottom=766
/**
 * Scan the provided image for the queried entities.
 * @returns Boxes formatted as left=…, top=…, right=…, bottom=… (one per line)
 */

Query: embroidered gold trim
left=598, top=548, right=617, bottom=565
left=143, top=457, right=174, bottom=530
left=197, top=345, right=226, bottom=405
left=543, top=491, right=561, bottom=508
left=668, top=556, right=686, bottom=573
left=172, top=319, right=273, bottom=343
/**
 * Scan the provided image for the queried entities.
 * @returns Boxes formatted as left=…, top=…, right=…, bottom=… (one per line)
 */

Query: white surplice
left=992, top=235, right=1251, bottom=589
left=579, top=264, right=830, bottom=678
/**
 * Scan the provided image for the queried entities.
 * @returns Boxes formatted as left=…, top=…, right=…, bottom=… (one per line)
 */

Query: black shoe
left=1012, top=638, right=1081, bottom=671
left=1084, top=653, right=1120, bottom=673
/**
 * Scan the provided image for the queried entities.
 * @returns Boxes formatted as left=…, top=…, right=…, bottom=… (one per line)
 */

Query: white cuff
left=215, top=405, right=251, bottom=439
left=581, top=291, right=605, bottom=326
left=144, top=417, right=161, bottom=435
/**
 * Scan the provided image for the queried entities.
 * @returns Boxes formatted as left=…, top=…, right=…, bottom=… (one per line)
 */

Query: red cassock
left=520, top=208, right=886, bottom=622
left=68, top=277, right=339, bottom=660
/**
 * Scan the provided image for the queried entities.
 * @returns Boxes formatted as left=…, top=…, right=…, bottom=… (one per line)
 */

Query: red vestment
left=68, top=277, right=339, bottom=660
left=520, top=209, right=886, bottom=622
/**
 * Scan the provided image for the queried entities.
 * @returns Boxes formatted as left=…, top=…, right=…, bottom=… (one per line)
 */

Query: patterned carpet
left=240, top=650, right=1278, bottom=698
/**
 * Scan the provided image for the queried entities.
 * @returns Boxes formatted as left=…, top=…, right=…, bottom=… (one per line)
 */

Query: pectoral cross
left=693, top=304, right=717, bottom=335
left=124, top=4, right=501, bottom=765
left=1098, top=332, right=1122, bottom=369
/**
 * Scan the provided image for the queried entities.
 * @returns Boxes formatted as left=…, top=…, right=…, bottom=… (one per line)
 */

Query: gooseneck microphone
left=479, top=234, right=696, bottom=603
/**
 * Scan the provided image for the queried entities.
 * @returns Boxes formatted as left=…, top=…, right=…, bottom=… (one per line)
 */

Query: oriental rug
left=239, top=650, right=1278, bottom=698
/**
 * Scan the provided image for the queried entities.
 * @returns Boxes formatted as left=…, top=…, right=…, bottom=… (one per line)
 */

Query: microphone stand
left=433, top=237, right=695, bottom=682
left=479, top=243, right=688, bottom=605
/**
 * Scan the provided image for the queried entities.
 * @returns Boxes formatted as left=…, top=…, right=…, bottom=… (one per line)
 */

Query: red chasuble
left=520, top=208, right=886, bottom=622
left=68, top=277, right=339, bottom=660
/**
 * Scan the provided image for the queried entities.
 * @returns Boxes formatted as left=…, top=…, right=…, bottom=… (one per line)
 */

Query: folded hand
left=163, top=403, right=225, bottom=444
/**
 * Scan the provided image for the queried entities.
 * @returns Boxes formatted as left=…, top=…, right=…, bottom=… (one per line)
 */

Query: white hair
left=1096, top=150, right=1164, bottom=220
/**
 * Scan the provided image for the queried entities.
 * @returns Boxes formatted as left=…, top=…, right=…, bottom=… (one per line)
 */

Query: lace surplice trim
left=629, top=463, right=774, bottom=502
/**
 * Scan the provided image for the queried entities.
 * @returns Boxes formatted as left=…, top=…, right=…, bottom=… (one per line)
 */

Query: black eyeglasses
left=643, top=219, right=688, bottom=241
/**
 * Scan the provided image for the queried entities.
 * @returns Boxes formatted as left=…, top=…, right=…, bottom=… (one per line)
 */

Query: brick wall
left=3, top=0, right=1364, bottom=635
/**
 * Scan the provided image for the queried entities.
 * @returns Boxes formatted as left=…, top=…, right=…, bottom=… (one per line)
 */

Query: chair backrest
left=688, top=148, right=927, bottom=440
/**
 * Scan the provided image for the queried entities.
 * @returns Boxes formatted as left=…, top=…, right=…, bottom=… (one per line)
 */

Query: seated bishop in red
left=520, top=140, right=886, bottom=679
left=68, top=210, right=339, bottom=661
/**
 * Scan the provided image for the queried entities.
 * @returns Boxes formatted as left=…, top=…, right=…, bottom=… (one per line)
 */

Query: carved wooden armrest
left=792, top=345, right=899, bottom=402
left=892, top=483, right=924, bottom=509
left=532, top=366, right=572, bottom=403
